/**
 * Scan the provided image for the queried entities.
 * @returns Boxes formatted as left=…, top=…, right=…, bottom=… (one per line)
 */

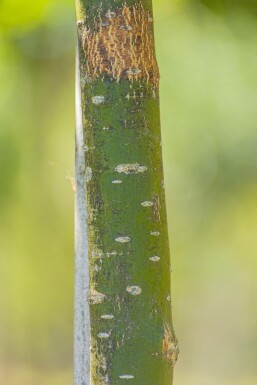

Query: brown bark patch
left=83, top=3, right=159, bottom=88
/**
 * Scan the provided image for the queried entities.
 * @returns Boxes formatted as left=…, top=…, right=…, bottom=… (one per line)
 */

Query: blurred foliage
left=198, top=0, right=257, bottom=14
left=0, top=0, right=257, bottom=384
left=0, top=0, right=74, bottom=31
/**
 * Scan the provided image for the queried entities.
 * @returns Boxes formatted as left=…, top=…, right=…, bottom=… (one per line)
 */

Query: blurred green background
left=0, top=0, right=256, bottom=384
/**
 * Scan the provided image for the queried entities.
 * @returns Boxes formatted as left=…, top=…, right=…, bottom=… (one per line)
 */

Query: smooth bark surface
left=75, top=1, right=178, bottom=385
left=75, top=49, right=91, bottom=385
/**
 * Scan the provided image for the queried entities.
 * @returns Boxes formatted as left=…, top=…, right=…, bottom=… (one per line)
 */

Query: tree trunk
left=74, top=1, right=178, bottom=385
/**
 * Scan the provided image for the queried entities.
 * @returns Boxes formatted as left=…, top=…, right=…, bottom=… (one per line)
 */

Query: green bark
left=75, top=1, right=178, bottom=385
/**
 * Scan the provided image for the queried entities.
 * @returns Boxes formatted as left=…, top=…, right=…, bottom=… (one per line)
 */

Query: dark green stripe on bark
left=76, top=1, right=178, bottom=385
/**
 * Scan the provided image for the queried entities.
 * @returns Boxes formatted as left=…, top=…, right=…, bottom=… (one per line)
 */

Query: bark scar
left=162, top=322, right=179, bottom=367
left=83, top=3, right=159, bottom=88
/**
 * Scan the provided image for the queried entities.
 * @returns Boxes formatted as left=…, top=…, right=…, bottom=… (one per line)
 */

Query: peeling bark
left=82, top=3, right=159, bottom=88
left=75, top=1, right=178, bottom=385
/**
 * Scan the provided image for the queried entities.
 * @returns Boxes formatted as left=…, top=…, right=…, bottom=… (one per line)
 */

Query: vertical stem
left=75, top=1, right=178, bottom=385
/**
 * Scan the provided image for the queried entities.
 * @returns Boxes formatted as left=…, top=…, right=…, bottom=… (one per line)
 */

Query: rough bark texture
left=75, top=1, right=178, bottom=385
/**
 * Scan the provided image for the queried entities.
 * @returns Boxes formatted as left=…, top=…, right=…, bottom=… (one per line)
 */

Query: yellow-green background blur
left=0, top=0, right=256, bottom=384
